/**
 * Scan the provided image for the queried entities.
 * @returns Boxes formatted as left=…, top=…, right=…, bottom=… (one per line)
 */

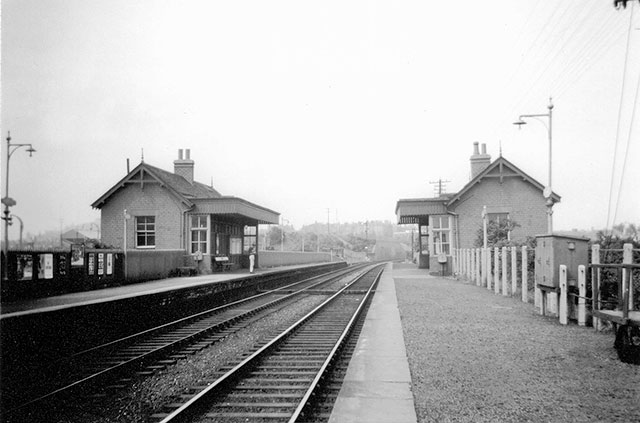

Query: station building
left=396, top=142, right=560, bottom=271
left=92, top=149, right=280, bottom=273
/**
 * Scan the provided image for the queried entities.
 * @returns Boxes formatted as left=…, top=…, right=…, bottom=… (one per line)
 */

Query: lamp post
left=514, top=98, right=554, bottom=234
left=9, top=214, right=24, bottom=249
left=2, top=132, right=36, bottom=279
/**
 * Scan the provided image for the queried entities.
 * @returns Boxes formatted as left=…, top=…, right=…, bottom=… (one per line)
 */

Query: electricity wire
left=612, top=34, right=640, bottom=227
left=605, top=1, right=636, bottom=232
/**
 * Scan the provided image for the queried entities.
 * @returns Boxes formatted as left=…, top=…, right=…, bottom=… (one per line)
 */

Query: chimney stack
left=174, top=148, right=195, bottom=184
left=470, top=142, right=491, bottom=179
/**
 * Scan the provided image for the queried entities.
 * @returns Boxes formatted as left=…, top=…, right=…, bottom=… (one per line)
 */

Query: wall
left=258, top=251, right=334, bottom=268
left=454, top=177, right=548, bottom=249
left=101, top=184, right=186, bottom=250
left=125, top=249, right=185, bottom=281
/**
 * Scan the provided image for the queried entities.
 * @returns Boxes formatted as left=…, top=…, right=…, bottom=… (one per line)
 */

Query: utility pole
left=326, top=208, right=330, bottom=235
left=429, top=179, right=450, bottom=196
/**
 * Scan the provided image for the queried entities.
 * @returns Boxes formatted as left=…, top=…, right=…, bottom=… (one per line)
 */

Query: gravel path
left=394, top=270, right=640, bottom=423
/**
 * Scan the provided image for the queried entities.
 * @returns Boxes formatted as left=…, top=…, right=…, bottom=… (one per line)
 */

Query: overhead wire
left=612, top=64, right=640, bottom=227
left=605, top=1, right=636, bottom=232
left=553, top=11, right=626, bottom=99
left=513, top=1, right=613, bottom=110
left=612, top=5, right=639, bottom=228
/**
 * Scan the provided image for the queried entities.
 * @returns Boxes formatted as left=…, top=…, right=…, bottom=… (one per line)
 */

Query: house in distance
left=396, top=142, right=560, bottom=272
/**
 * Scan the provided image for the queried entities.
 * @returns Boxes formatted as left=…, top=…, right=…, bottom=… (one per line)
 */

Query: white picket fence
left=454, top=243, right=637, bottom=329
left=453, top=246, right=530, bottom=303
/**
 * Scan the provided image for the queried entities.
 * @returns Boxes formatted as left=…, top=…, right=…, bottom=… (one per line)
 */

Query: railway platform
left=0, top=262, right=334, bottom=317
left=329, top=262, right=418, bottom=423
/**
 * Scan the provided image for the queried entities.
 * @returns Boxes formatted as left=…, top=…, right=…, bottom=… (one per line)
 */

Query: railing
left=453, top=246, right=531, bottom=303
left=454, top=243, right=640, bottom=329
left=587, top=243, right=639, bottom=330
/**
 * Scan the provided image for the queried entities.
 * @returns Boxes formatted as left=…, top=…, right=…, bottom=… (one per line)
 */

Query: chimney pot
left=470, top=142, right=492, bottom=180
left=174, top=148, right=195, bottom=184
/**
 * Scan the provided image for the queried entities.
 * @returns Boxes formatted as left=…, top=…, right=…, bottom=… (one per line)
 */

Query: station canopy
left=395, top=198, right=447, bottom=225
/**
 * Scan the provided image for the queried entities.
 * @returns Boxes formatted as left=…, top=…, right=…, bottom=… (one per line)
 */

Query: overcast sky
left=2, top=0, right=639, bottom=239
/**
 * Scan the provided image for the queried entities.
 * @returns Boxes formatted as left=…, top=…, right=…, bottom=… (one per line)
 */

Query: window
left=487, top=212, right=512, bottom=242
left=243, top=225, right=257, bottom=253
left=431, top=215, right=451, bottom=255
left=190, top=215, right=208, bottom=254
left=136, top=216, right=156, bottom=248
left=230, top=237, right=242, bottom=255
left=488, top=213, right=509, bottom=224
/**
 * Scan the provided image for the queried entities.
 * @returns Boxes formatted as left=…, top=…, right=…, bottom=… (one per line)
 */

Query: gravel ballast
left=394, top=270, right=640, bottom=423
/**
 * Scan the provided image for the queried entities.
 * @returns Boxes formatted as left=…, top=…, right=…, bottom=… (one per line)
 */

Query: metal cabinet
left=535, top=234, right=589, bottom=289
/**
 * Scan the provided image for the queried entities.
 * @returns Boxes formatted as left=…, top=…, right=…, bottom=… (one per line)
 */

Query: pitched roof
left=446, top=156, right=561, bottom=207
left=143, top=163, right=221, bottom=199
left=91, top=162, right=221, bottom=209
left=91, top=161, right=280, bottom=224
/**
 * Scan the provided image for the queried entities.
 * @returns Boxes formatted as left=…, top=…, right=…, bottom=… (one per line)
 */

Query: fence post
left=480, top=248, right=485, bottom=287
left=468, top=248, right=472, bottom=281
left=511, top=246, right=518, bottom=297
left=502, top=246, right=508, bottom=296
left=623, top=243, right=633, bottom=311
left=470, top=248, right=474, bottom=283
left=476, top=248, right=481, bottom=286
left=467, top=248, right=471, bottom=281
left=494, top=247, right=500, bottom=295
left=464, top=249, right=468, bottom=279
left=578, top=265, right=586, bottom=326
left=462, top=249, right=466, bottom=279
left=559, top=265, right=568, bottom=325
left=592, top=244, right=601, bottom=331
left=521, top=246, right=528, bottom=303
left=486, top=248, right=492, bottom=291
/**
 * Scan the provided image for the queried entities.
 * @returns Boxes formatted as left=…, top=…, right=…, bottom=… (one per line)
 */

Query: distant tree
left=614, top=0, right=639, bottom=9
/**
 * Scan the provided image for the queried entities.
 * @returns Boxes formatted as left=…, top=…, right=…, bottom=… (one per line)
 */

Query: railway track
left=2, top=263, right=373, bottom=421
left=152, top=264, right=384, bottom=423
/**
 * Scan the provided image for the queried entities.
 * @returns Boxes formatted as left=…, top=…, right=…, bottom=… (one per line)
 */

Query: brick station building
left=396, top=142, right=560, bottom=271
left=92, top=149, right=279, bottom=274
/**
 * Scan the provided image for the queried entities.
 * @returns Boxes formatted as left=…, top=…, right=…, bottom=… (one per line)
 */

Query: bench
left=214, top=256, right=233, bottom=272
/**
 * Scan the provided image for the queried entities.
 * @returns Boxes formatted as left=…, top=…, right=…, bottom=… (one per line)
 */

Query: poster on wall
left=58, top=255, right=67, bottom=275
left=87, top=253, right=95, bottom=275
left=16, top=254, right=33, bottom=281
left=39, top=254, right=54, bottom=279
left=106, top=253, right=113, bottom=275
left=97, top=253, right=104, bottom=276
left=71, top=244, right=84, bottom=266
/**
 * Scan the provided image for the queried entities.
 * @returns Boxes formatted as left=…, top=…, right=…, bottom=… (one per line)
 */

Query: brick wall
left=453, top=176, right=548, bottom=249
left=100, top=184, right=187, bottom=250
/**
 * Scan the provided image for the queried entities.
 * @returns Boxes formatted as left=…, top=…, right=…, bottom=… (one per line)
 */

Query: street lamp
left=9, top=214, right=24, bottom=249
left=2, top=132, right=36, bottom=279
left=514, top=98, right=554, bottom=233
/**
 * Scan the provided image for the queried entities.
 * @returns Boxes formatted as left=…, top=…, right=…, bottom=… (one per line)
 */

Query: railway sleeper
left=205, top=411, right=292, bottom=419
left=215, top=401, right=298, bottom=408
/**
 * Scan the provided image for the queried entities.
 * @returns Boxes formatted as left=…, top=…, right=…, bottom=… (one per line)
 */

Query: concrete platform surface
left=0, top=262, right=329, bottom=317
left=329, top=262, right=418, bottom=423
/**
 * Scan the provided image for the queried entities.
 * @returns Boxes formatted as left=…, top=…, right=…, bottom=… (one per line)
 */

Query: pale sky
left=2, top=0, right=639, bottom=239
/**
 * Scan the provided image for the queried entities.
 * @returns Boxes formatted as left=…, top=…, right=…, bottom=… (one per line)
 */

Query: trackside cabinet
left=535, top=234, right=589, bottom=288
left=534, top=234, right=589, bottom=316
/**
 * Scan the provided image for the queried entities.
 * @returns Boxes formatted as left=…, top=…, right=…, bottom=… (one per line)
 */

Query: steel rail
left=157, top=264, right=385, bottom=423
left=288, top=265, right=383, bottom=422
left=4, top=264, right=370, bottom=416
